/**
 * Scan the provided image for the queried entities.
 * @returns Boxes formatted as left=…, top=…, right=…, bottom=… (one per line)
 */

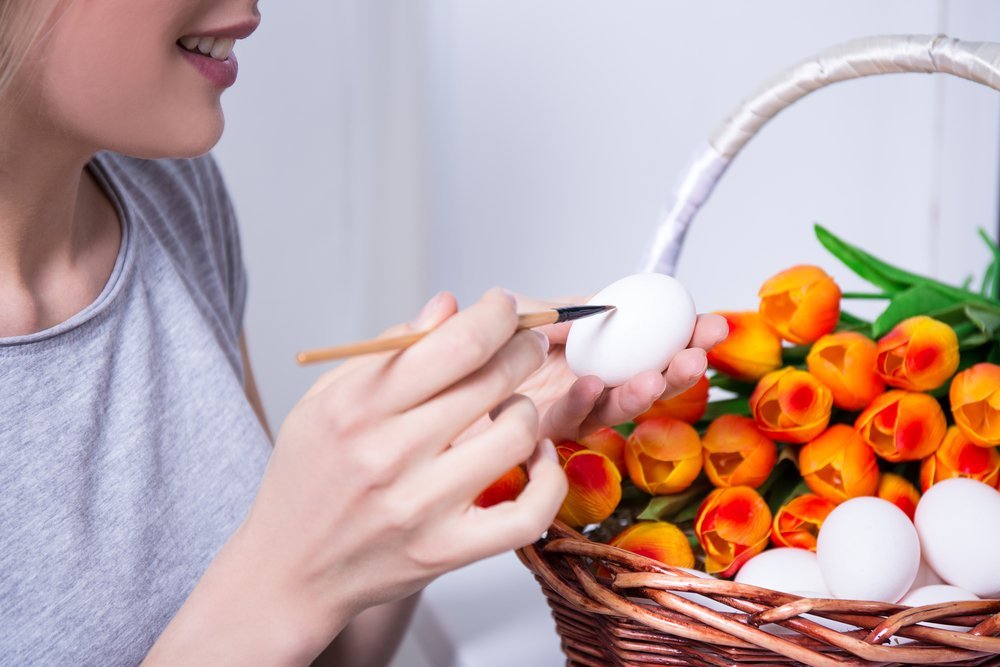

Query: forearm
left=143, top=524, right=347, bottom=667
left=311, top=593, right=421, bottom=667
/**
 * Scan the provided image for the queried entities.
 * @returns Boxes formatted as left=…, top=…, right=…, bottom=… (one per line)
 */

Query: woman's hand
left=146, top=289, right=567, bottom=666
left=514, top=294, right=728, bottom=442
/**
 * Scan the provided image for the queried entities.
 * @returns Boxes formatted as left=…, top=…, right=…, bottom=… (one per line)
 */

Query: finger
left=367, top=288, right=522, bottom=415
left=538, top=375, right=604, bottom=442
left=508, top=292, right=586, bottom=346
left=402, top=329, right=548, bottom=448
left=588, top=369, right=666, bottom=427
left=430, top=395, right=539, bottom=504
left=689, top=313, right=729, bottom=350
left=660, top=347, right=708, bottom=398
left=459, top=439, right=567, bottom=560
left=303, top=292, right=459, bottom=401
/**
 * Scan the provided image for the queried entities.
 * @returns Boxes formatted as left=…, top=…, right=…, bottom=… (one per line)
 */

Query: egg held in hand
left=816, top=497, right=921, bottom=603
left=566, top=273, right=697, bottom=387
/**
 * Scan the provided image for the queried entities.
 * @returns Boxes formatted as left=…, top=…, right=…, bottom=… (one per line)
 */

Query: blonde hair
left=0, top=1, right=59, bottom=99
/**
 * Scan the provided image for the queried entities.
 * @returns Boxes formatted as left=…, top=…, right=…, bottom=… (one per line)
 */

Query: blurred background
left=214, top=2, right=1000, bottom=664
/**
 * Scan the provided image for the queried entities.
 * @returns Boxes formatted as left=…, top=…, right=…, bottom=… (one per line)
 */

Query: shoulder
left=93, top=151, right=248, bottom=340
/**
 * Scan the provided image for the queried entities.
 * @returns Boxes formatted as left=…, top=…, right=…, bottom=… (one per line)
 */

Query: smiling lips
left=177, top=34, right=239, bottom=88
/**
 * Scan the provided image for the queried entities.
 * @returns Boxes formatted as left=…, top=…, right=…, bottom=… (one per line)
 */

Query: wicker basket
left=518, top=35, right=1000, bottom=667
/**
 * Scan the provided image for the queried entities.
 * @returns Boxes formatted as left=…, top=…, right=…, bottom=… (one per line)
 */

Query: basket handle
left=641, top=34, right=1000, bottom=276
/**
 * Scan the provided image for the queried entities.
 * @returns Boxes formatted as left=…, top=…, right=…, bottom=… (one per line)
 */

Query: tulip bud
left=625, top=417, right=702, bottom=495
left=749, top=367, right=833, bottom=443
left=556, top=450, right=622, bottom=527
left=855, top=391, right=947, bottom=462
left=555, top=440, right=585, bottom=464
left=806, top=332, right=885, bottom=410
left=771, top=494, right=836, bottom=551
left=694, top=486, right=772, bottom=577
left=877, top=472, right=921, bottom=521
left=950, top=363, right=1000, bottom=447
left=474, top=466, right=527, bottom=508
left=579, top=427, right=627, bottom=476
left=758, top=265, right=841, bottom=344
left=706, top=311, right=782, bottom=382
left=636, top=375, right=709, bottom=425
left=876, top=316, right=959, bottom=392
left=608, top=521, right=695, bottom=569
left=701, top=415, right=777, bottom=488
left=920, top=426, right=1000, bottom=492
left=799, top=425, right=880, bottom=503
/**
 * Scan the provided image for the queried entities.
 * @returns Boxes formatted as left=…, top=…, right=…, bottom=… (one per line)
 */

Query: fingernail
left=412, top=292, right=444, bottom=328
left=501, top=288, right=517, bottom=307
left=690, top=353, right=708, bottom=380
left=532, top=330, right=550, bottom=357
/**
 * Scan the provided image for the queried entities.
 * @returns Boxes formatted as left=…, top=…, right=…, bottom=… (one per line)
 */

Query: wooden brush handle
left=296, top=310, right=561, bottom=365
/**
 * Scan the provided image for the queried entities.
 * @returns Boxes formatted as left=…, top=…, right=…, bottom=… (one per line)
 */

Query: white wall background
left=214, top=2, right=1000, bottom=665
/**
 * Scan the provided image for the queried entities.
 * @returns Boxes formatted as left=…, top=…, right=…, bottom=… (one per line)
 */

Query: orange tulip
left=876, top=316, right=959, bottom=392
left=556, top=450, right=622, bottom=527
left=877, top=472, right=921, bottom=521
left=636, top=375, right=710, bottom=425
left=749, top=367, right=833, bottom=443
left=855, top=391, right=947, bottom=462
left=701, top=415, right=777, bottom=488
left=555, top=440, right=585, bottom=464
left=579, top=427, right=627, bottom=476
left=694, top=486, right=772, bottom=577
left=950, top=363, right=1000, bottom=447
left=920, top=426, right=1000, bottom=492
left=474, top=466, right=527, bottom=508
left=806, top=332, right=885, bottom=410
left=771, top=494, right=836, bottom=551
left=625, top=417, right=702, bottom=495
left=608, top=521, right=695, bottom=569
left=758, top=265, right=841, bottom=344
left=798, top=425, right=880, bottom=503
left=706, top=311, right=783, bottom=382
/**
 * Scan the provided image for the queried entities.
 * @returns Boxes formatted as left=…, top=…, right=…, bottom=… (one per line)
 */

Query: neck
left=0, top=99, right=121, bottom=336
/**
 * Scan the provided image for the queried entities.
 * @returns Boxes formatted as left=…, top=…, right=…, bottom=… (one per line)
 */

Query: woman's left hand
left=512, top=294, right=728, bottom=442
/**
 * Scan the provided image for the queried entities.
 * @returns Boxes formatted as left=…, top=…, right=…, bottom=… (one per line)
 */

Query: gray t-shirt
left=0, top=152, right=273, bottom=664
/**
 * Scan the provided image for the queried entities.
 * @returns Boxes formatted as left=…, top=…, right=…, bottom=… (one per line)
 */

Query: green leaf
left=816, top=224, right=1000, bottom=309
left=613, top=422, right=636, bottom=438
left=965, top=304, right=1000, bottom=339
left=872, top=285, right=959, bottom=338
left=766, top=476, right=811, bottom=516
left=637, top=480, right=711, bottom=522
left=989, top=344, right=1000, bottom=365
left=979, top=228, right=1000, bottom=300
left=709, top=374, right=756, bottom=395
left=814, top=225, right=912, bottom=293
left=701, top=398, right=752, bottom=422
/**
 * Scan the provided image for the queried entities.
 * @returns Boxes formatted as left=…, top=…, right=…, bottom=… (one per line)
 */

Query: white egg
left=907, top=558, right=945, bottom=594
left=817, top=497, right=920, bottom=603
left=915, top=478, right=1000, bottom=597
left=566, top=273, right=696, bottom=387
left=735, top=548, right=829, bottom=596
left=894, top=585, right=980, bottom=644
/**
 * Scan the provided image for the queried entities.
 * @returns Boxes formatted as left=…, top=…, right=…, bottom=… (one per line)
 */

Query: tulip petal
left=609, top=522, right=695, bottom=569
left=557, top=450, right=622, bottom=527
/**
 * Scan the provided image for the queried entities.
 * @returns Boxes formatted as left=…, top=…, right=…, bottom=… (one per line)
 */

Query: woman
left=0, top=1, right=725, bottom=664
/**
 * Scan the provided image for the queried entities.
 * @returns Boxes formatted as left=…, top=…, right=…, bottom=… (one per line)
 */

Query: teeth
left=210, top=38, right=234, bottom=60
left=179, top=35, right=235, bottom=61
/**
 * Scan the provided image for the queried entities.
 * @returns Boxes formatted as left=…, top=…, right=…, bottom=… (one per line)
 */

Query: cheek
left=37, top=5, right=224, bottom=157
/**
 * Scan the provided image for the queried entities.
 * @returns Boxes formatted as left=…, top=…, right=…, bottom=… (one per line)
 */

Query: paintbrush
left=296, top=304, right=614, bottom=365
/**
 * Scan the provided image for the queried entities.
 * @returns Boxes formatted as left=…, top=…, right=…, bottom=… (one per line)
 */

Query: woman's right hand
left=221, top=288, right=566, bottom=663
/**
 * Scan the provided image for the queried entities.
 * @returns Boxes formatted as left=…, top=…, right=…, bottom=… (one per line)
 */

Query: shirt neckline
left=0, top=154, right=135, bottom=347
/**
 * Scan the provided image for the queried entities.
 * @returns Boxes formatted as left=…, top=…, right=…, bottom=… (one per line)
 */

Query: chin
left=109, top=107, right=226, bottom=159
